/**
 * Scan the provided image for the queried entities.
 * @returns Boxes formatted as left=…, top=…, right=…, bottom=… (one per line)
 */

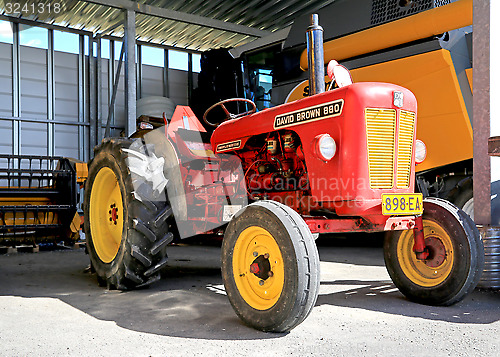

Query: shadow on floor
left=1, top=241, right=499, bottom=341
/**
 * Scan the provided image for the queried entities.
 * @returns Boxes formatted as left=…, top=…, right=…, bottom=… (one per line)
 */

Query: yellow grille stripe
left=396, top=110, right=416, bottom=188
left=365, top=108, right=396, bottom=189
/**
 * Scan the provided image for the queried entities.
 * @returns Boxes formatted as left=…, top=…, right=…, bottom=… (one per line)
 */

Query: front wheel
left=384, top=197, right=484, bottom=306
left=221, top=201, right=320, bottom=332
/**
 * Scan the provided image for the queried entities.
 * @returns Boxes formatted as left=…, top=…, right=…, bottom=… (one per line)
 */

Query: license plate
left=381, top=193, right=423, bottom=215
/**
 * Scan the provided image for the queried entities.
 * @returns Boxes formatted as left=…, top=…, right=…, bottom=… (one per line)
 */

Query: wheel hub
left=250, top=253, right=272, bottom=280
left=423, top=236, right=446, bottom=268
left=109, top=204, right=119, bottom=225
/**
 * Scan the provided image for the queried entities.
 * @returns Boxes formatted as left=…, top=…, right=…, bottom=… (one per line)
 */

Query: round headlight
left=315, top=134, right=336, bottom=161
left=415, top=139, right=426, bottom=164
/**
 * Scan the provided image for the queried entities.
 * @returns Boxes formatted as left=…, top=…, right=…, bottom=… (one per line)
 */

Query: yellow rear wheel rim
left=233, top=226, right=284, bottom=310
left=398, top=220, right=454, bottom=287
left=89, top=167, right=124, bottom=263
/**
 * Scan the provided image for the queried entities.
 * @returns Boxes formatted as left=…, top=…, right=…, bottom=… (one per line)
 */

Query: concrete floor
left=1, top=235, right=500, bottom=356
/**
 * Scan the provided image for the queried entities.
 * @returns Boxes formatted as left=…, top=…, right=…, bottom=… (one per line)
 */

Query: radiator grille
left=365, top=108, right=396, bottom=189
left=365, top=108, right=416, bottom=190
left=396, top=110, right=416, bottom=188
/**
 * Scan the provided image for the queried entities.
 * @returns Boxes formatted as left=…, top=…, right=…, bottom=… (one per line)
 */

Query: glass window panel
left=100, top=39, right=110, bottom=59
left=19, top=25, right=48, bottom=49
left=192, top=53, right=201, bottom=73
left=142, top=45, right=163, bottom=67
left=54, top=30, right=79, bottom=54
left=114, top=41, right=122, bottom=59
left=0, top=20, right=13, bottom=44
left=169, top=50, right=188, bottom=71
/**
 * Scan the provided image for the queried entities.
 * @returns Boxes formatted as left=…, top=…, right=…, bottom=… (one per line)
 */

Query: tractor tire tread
left=125, top=265, right=144, bottom=285
left=154, top=206, right=173, bottom=228
left=130, top=244, right=153, bottom=268
left=144, top=256, right=169, bottom=277
left=150, top=232, right=174, bottom=256
left=133, top=218, right=158, bottom=243
left=137, top=274, right=161, bottom=288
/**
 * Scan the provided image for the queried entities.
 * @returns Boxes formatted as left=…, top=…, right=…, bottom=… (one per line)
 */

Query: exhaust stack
left=306, top=14, right=325, bottom=96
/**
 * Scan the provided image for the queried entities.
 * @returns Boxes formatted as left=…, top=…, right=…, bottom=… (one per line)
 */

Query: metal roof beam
left=0, top=14, right=93, bottom=35
left=82, top=0, right=272, bottom=37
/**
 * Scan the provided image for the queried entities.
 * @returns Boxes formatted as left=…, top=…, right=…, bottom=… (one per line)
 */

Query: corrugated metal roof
left=1, top=0, right=336, bottom=51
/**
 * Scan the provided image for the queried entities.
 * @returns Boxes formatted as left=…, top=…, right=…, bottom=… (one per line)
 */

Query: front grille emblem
left=393, top=91, right=404, bottom=108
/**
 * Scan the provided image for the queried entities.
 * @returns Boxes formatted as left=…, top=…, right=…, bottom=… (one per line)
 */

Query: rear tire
left=221, top=200, right=320, bottom=332
left=84, top=137, right=174, bottom=289
left=449, top=180, right=500, bottom=225
left=452, top=186, right=474, bottom=219
left=384, top=198, right=484, bottom=306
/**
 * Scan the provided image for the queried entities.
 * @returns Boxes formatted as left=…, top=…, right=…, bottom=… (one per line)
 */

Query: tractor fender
left=423, top=196, right=462, bottom=223
left=142, top=128, right=188, bottom=221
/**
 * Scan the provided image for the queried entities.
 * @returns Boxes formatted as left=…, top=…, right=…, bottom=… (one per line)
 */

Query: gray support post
left=105, top=43, right=125, bottom=138
left=137, top=44, right=142, bottom=100
left=96, top=36, right=103, bottom=142
left=12, top=22, right=20, bottom=156
left=473, top=0, right=491, bottom=225
left=163, top=48, right=169, bottom=98
left=78, top=35, right=85, bottom=161
left=89, top=36, right=97, bottom=154
left=109, top=40, right=115, bottom=128
left=491, top=1, right=500, bottom=200
left=188, top=52, right=193, bottom=106
left=47, top=29, right=55, bottom=157
left=124, top=9, right=136, bottom=137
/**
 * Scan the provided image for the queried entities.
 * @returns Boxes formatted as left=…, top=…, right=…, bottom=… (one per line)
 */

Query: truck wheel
left=384, top=198, right=484, bottom=306
left=221, top=200, right=320, bottom=332
left=452, top=185, right=474, bottom=218
left=84, top=137, right=173, bottom=290
left=450, top=180, right=500, bottom=224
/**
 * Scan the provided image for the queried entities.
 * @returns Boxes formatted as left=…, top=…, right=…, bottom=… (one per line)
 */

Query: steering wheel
left=203, top=98, right=257, bottom=128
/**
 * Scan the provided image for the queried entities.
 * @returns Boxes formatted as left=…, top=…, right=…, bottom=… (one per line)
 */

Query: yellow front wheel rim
left=398, top=220, right=454, bottom=287
left=233, top=226, right=284, bottom=310
left=89, top=167, right=124, bottom=263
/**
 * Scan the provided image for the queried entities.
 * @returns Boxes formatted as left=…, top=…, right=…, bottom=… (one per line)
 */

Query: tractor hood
left=211, top=82, right=416, bottom=154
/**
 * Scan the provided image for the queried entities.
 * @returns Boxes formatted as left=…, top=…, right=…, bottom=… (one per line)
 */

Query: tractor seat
left=175, top=128, right=215, bottom=159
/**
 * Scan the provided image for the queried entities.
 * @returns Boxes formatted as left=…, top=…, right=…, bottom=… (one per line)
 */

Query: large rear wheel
left=84, top=137, right=174, bottom=289
left=221, top=200, right=320, bottom=332
left=384, top=197, right=484, bottom=306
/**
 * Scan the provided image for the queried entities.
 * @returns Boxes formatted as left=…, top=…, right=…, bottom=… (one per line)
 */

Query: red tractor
left=83, top=17, right=483, bottom=333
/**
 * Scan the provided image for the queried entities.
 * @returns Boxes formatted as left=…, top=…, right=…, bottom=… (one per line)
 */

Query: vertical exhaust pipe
left=306, top=14, right=325, bottom=96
